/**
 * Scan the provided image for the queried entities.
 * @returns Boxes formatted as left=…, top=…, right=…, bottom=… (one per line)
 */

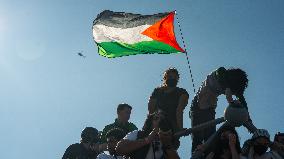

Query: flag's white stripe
left=93, top=24, right=153, bottom=44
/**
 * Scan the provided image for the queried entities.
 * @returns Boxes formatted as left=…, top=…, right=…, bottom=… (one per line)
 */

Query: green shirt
left=100, top=118, right=138, bottom=143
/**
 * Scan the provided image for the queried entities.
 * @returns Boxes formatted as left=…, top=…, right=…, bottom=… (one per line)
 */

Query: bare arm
left=148, top=97, right=157, bottom=114
left=116, top=138, right=149, bottom=155
left=176, top=93, right=189, bottom=130
left=116, top=129, right=158, bottom=155
left=225, top=88, right=234, bottom=103
left=229, top=134, right=240, bottom=159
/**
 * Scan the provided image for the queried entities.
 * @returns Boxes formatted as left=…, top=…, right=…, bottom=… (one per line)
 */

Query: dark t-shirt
left=62, top=143, right=98, bottom=159
left=100, top=119, right=138, bottom=143
left=150, top=87, right=189, bottom=132
left=191, top=67, right=227, bottom=110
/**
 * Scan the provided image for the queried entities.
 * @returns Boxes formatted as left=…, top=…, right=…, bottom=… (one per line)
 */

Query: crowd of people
left=62, top=67, right=284, bottom=159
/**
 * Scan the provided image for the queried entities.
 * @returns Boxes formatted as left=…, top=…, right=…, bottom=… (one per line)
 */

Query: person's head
left=226, top=68, right=248, bottom=97
left=105, top=128, right=126, bottom=156
left=117, top=103, right=132, bottom=123
left=214, top=125, right=241, bottom=157
left=81, top=127, right=99, bottom=145
left=162, top=68, right=180, bottom=87
left=251, top=129, right=270, bottom=156
left=274, top=132, right=284, bottom=145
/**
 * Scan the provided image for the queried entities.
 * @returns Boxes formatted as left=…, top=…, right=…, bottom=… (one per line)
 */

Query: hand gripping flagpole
left=174, top=10, right=196, bottom=94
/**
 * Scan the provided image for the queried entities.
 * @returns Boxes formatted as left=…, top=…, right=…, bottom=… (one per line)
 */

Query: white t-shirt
left=124, top=130, right=164, bottom=159
left=96, top=152, right=124, bottom=159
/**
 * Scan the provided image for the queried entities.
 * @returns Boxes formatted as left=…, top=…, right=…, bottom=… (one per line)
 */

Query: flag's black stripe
left=93, top=10, right=169, bottom=29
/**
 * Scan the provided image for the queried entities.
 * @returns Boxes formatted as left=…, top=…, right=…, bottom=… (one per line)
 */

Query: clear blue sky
left=0, top=0, right=284, bottom=158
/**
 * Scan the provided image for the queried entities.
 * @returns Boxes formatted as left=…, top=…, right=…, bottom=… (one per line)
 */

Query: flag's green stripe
left=97, top=40, right=181, bottom=58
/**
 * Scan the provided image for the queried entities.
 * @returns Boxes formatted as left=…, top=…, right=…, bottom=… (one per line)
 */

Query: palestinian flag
left=93, top=10, right=185, bottom=58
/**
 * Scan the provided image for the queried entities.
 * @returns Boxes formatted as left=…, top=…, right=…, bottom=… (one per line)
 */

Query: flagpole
left=174, top=10, right=196, bottom=94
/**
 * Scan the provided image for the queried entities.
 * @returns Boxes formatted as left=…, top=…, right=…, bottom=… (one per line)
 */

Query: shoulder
left=66, top=143, right=81, bottom=150
left=63, top=143, right=81, bottom=158
left=124, top=130, right=139, bottom=141
left=153, top=87, right=164, bottom=93
left=103, top=122, right=116, bottom=131
left=150, top=87, right=164, bottom=98
left=128, top=122, right=138, bottom=130
left=177, top=87, right=189, bottom=96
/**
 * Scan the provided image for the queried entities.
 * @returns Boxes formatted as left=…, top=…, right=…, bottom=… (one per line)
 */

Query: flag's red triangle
left=142, top=12, right=185, bottom=52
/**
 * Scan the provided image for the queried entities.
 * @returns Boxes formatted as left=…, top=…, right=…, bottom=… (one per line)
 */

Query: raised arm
left=116, top=129, right=157, bottom=155
left=116, top=138, right=149, bottom=155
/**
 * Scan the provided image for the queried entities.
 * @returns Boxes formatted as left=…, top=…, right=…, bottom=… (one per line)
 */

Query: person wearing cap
left=100, top=103, right=138, bottom=150
left=241, top=129, right=280, bottom=159
left=97, top=128, right=126, bottom=159
left=62, top=127, right=100, bottom=159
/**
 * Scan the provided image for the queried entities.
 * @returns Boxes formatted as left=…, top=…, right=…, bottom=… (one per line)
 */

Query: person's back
left=190, top=67, right=251, bottom=152
left=63, top=143, right=98, bottom=159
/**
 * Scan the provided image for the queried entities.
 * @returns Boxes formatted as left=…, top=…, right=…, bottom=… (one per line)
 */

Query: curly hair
left=162, top=67, right=180, bottom=86
left=226, top=68, right=249, bottom=108
left=226, top=68, right=248, bottom=96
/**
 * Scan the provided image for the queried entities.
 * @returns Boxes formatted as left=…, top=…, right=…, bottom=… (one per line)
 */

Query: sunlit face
left=118, top=107, right=131, bottom=122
